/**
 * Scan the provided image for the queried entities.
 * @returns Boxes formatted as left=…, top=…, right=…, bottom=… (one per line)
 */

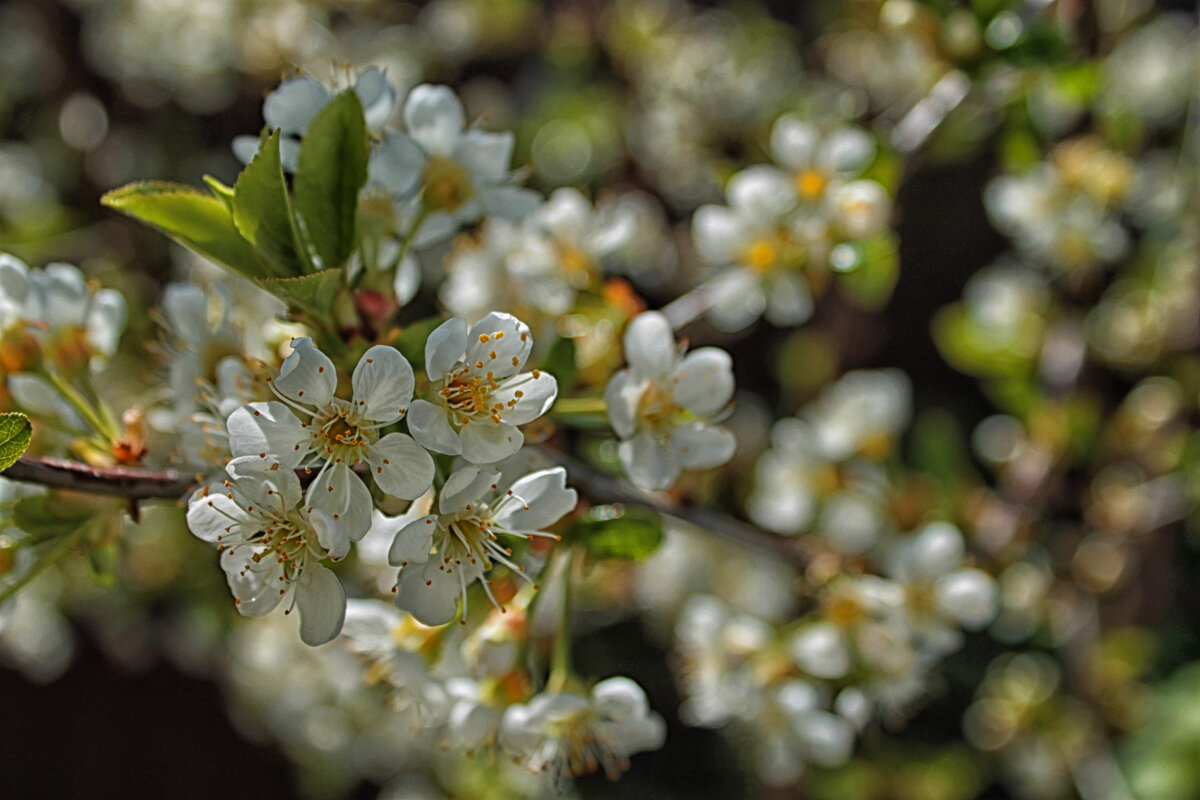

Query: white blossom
left=369, top=84, right=540, bottom=245
left=499, top=676, right=666, bottom=784
left=605, top=311, right=736, bottom=491
left=388, top=464, right=576, bottom=626
left=226, top=338, right=434, bottom=544
left=407, top=312, right=557, bottom=465
left=186, top=455, right=348, bottom=645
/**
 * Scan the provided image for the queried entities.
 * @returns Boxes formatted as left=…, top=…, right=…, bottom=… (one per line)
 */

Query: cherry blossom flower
left=388, top=464, right=576, bottom=626
left=369, top=84, right=540, bottom=245
left=226, top=338, right=434, bottom=544
left=605, top=311, right=736, bottom=491
left=407, top=312, right=557, bottom=465
left=499, top=677, right=666, bottom=785
left=186, top=455, right=347, bottom=646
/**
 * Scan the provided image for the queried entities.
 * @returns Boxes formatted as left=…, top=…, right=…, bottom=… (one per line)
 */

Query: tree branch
left=538, top=445, right=811, bottom=568
left=1, top=456, right=199, bottom=500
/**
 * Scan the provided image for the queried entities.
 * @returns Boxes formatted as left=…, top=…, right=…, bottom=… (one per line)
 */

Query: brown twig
left=1, top=456, right=199, bottom=500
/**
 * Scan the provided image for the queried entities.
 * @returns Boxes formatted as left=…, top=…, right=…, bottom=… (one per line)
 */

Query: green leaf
left=256, top=269, right=343, bottom=319
left=910, top=409, right=972, bottom=489
left=13, top=496, right=91, bottom=540
left=293, top=91, right=368, bottom=271
left=836, top=233, right=899, bottom=310
left=572, top=504, right=664, bottom=561
left=0, top=413, right=32, bottom=473
left=102, top=182, right=270, bottom=279
left=541, top=337, right=578, bottom=392
left=202, top=174, right=236, bottom=212
left=233, top=129, right=307, bottom=277
left=396, top=316, right=445, bottom=372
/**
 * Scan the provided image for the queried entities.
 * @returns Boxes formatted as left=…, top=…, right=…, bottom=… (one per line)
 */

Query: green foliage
left=13, top=495, right=93, bottom=540
left=293, top=91, right=369, bottom=271
left=257, top=270, right=344, bottom=319
left=910, top=408, right=973, bottom=490
left=396, top=316, right=446, bottom=372
left=234, top=129, right=308, bottom=275
left=541, top=337, right=578, bottom=392
left=572, top=504, right=664, bottom=561
left=101, top=182, right=272, bottom=279
left=0, top=413, right=32, bottom=473
left=837, top=233, right=900, bottom=311
left=931, top=304, right=1038, bottom=378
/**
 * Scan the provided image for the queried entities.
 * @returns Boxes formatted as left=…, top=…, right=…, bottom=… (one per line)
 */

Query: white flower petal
left=439, top=465, right=497, bottom=514
left=306, top=463, right=372, bottom=551
left=186, top=490, right=252, bottom=543
left=691, top=205, right=745, bottom=265
left=493, top=371, right=557, bottom=426
left=352, top=345, right=415, bottom=422
left=455, top=130, right=514, bottom=182
left=226, top=402, right=308, bottom=464
left=769, top=115, right=819, bottom=170
left=263, top=76, right=332, bottom=135
left=83, top=289, right=126, bottom=358
left=763, top=271, right=815, bottom=327
left=368, top=433, right=435, bottom=500
left=403, top=84, right=465, bottom=156
left=393, top=253, right=421, bottom=305
left=821, top=128, right=875, bottom=174
left=460, top=420, right=523, bottom=464
left=273, top=337, right=337, bottom=407
left=623, top=311, right=675, bottom=380
left=408, top=398, right=462, bottom=455
left=478, top=186, right=541, bottom=220
left=466, top=312, right=532, bottom=375
left=225, top=453, right=302, bottom=508
left=620, top=431, right=680, bottom=492
left=604, top=371, right=637, bottom=439
left=220, top=546, right=284, bottom=617
left=354, top=67, right=397, bottom=131
left=673, top=348, right=734, bottom=416
left=425, top=317, right=468, bottom=380
left=727, top=166, right=797, bottom=219
left=592, top=676, right=650, bottom=722
left=232, top=135, right=261, bottom=165
left=535, top=187, right=590, bottom=241
left=395, top=561, right=460, bottom=625
left=369, top=133, right=426, bottom=198
left=494, top=467, right=577, bottom=532
left=39, top=264, right=89, bottom=329
left=705, top=269, right=767, bottom=332
left=388, top=515, right=438, bottom=566
left=295, top=563, right=347, bottom=646
left=671, top=424, right=736, bottom=470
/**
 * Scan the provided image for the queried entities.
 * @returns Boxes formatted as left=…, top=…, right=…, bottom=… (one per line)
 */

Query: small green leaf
left=836, top=233, right=899, bottom=310
left=396, top=316, right=446, bottom=372
left=293, top=91, right=369, bottom=271
left=0, top=413, right=32, bottom=472
left=233, top=129, right=307, bottom=277
left=102, top=182, right=270, bottom=279
left=202, top=174, right=236, bottom=212
left=572, top=504, right=664, bottom=561
left=13, top=496, right=91, bottom=539
left=541, top=336, right=578, bottom=392
left=910, top=409, right=972, bottom=489
left=256, top=269, right=343, bottom=319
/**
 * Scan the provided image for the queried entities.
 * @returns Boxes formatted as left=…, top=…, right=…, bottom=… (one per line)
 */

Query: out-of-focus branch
left=1, top=456, right=199, bottom=500
left=538, top=445, right=811, bottom=568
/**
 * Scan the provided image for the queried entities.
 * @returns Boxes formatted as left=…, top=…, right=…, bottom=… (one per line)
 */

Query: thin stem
left=537, top=444, right=811, bottom=568
left=547, top=545, right=575, bottom=693
left=43, top=369, right=118, bottom=440
left=550, top=397, right=608, bottom=417
left=0, top=521, right=88, bottom=606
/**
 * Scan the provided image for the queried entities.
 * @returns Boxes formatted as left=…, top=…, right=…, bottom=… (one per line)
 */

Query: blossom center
left=311, top=398, right=377, bottom=464
left=795, top=168, right=828, bottom=200
left=422, top=155, right=475, bottom=212
left=635, top=380, right=681, bottom=431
